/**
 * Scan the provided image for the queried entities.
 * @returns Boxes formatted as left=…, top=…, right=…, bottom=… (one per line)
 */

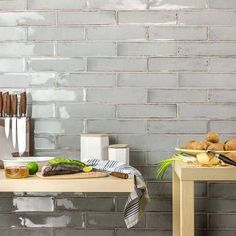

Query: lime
left=27, top=162, right=39, bottom=175
left=83, top=166, right=93, bottom=172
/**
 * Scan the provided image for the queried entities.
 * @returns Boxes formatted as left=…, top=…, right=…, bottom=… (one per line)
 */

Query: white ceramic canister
left=80, top=134, right=109, bottom=162
left=108, top=144, right=129, bottom=164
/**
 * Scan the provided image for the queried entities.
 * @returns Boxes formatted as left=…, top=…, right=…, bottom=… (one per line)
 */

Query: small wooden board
left=36, top=171, right=109, bottom=179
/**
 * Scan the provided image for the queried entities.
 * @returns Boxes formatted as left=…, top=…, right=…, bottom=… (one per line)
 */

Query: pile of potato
left=184, top=132, right=236, bottom=152
left=183, top=131, right=236, bottom=166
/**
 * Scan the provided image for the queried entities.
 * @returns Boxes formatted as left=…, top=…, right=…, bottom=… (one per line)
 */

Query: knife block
left=0, top=117, right=33, bottom=161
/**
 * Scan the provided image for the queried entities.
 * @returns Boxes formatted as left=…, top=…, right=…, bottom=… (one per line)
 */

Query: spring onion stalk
left=156, top=153, right=193, bottom=180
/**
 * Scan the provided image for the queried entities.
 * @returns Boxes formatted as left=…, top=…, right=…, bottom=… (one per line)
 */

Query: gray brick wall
left=0, top=0, right=236, bottom=235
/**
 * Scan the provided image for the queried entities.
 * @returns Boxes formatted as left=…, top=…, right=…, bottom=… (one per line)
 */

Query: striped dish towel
left=86, top=159, right=150, bottom=229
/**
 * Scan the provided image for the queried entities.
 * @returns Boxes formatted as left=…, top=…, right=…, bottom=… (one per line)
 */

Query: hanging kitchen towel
left=86, top=159, right=150, bottom=229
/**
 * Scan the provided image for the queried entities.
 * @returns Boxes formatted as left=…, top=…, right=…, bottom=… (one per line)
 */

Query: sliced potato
left=197, top=153, right=210, bottom=165
left=208, top=156, right=220, bottom=165
left=196, top=153, right=220, bottom=166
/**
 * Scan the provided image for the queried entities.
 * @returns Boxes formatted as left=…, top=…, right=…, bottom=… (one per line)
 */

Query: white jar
left=108, top=144, right=129, bottom=164
left=80, top=134, right=109, bottom=162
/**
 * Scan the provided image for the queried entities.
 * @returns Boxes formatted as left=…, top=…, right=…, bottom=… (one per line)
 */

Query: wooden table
left=173, top=161, right=236, bottom=236
left=0, top=170, right=134, bottom=192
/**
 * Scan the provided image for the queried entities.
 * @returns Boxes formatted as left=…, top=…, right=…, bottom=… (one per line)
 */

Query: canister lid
left=108, top=144, right=129, bottom=148
left=81, top=133, right=108, bottom=137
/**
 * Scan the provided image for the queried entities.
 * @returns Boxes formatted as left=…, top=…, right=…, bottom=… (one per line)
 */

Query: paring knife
left=11, top=94, right=17, bottom=149
left=17, top=91, right=27, bottom=156
left=207, top=150, right=236, bottom=166
left=4, top=92, right=10, bottom=139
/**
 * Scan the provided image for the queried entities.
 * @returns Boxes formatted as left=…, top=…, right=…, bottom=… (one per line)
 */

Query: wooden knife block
left=0, top=117, right=33, bottom=162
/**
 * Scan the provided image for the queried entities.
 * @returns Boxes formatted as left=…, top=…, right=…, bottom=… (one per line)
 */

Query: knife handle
left=110, top=172, right=129, bottom=179
left=6, top=93, right=11, bottom=116
left=0, top=92, right=2, bottom=117
left=11, top=94, right=17, bottom=117
left=2, top=92, right=8, bottom=116
left=10, top=94, right=13, bottom=117
left=20, top=91, right=27, bottom=116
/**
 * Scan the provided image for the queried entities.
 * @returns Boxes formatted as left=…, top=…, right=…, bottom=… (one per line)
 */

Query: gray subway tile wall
left=28, top=26, right=85, bottom=40
left=0, top=0, right=236, bottom=235
left=0, top=12, right=56, bottom=26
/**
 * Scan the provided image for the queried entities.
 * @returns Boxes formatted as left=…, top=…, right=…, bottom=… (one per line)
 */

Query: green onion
left=156, top=154, right=184, bottom=180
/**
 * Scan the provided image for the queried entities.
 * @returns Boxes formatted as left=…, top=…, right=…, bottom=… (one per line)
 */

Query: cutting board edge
left=36, top=171, right=109, bottom=179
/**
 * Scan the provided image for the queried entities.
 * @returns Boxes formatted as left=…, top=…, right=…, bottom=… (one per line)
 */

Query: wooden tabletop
left=175, top=161, right=236, bottom=181
left=0, top=170, right=134, bottom=192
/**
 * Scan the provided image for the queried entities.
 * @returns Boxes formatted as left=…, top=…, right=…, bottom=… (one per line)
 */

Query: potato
left=208, top=143, right=224, bottom=151
left=225, top=139, right=236, bottom=151
left=225, top=152, right=236, bottom=161
left=196, top=153, right=220, bottom=166
left=184, top=140, right=191, bottom=148
left=202, top=141, right=212, bottom=150
left=184, top=140, right=205, bottom=150
left=206, top=131, right=220, bottom=143
left=184, top=140, right=195, bottom=149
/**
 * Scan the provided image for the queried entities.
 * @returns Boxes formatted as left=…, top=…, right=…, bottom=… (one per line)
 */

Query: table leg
left=173, top=168, right=180, bottom=236
left=180, top=180, right=194, bottom=236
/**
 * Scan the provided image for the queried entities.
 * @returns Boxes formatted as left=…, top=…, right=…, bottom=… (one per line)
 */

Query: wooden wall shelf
left=0, top=170, right=134, bottom=193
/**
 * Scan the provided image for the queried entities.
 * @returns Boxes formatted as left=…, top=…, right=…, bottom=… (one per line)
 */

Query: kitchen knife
left=207, top=150, right=236, bottom=166
left=11, top=94, right=17, bottom=149
left=110, top=171, right=129, bottom=179
left=4, top=92, right=10, bottom=139
left=17, top=92, right=27, bottom=156
left=0, top=92, right=2, bottom=117
left=94, top=168, right=129, bottom=179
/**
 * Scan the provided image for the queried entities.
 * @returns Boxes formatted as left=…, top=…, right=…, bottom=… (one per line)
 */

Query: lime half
left=83, top=166, right=93, bottom=172
left=27, top=162, right=39, bottom=175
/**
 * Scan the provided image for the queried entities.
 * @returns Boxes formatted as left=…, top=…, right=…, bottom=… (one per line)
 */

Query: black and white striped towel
left=86, top=159, right=150, bottom=229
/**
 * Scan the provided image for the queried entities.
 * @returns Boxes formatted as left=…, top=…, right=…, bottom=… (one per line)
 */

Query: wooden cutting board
left=36, top=171, right=109, bottom=179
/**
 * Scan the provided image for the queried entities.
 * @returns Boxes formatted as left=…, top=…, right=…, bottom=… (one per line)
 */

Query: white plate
left=3, top=157, right=54, bottom=171
left=175, top=148, right=236, bottom=156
